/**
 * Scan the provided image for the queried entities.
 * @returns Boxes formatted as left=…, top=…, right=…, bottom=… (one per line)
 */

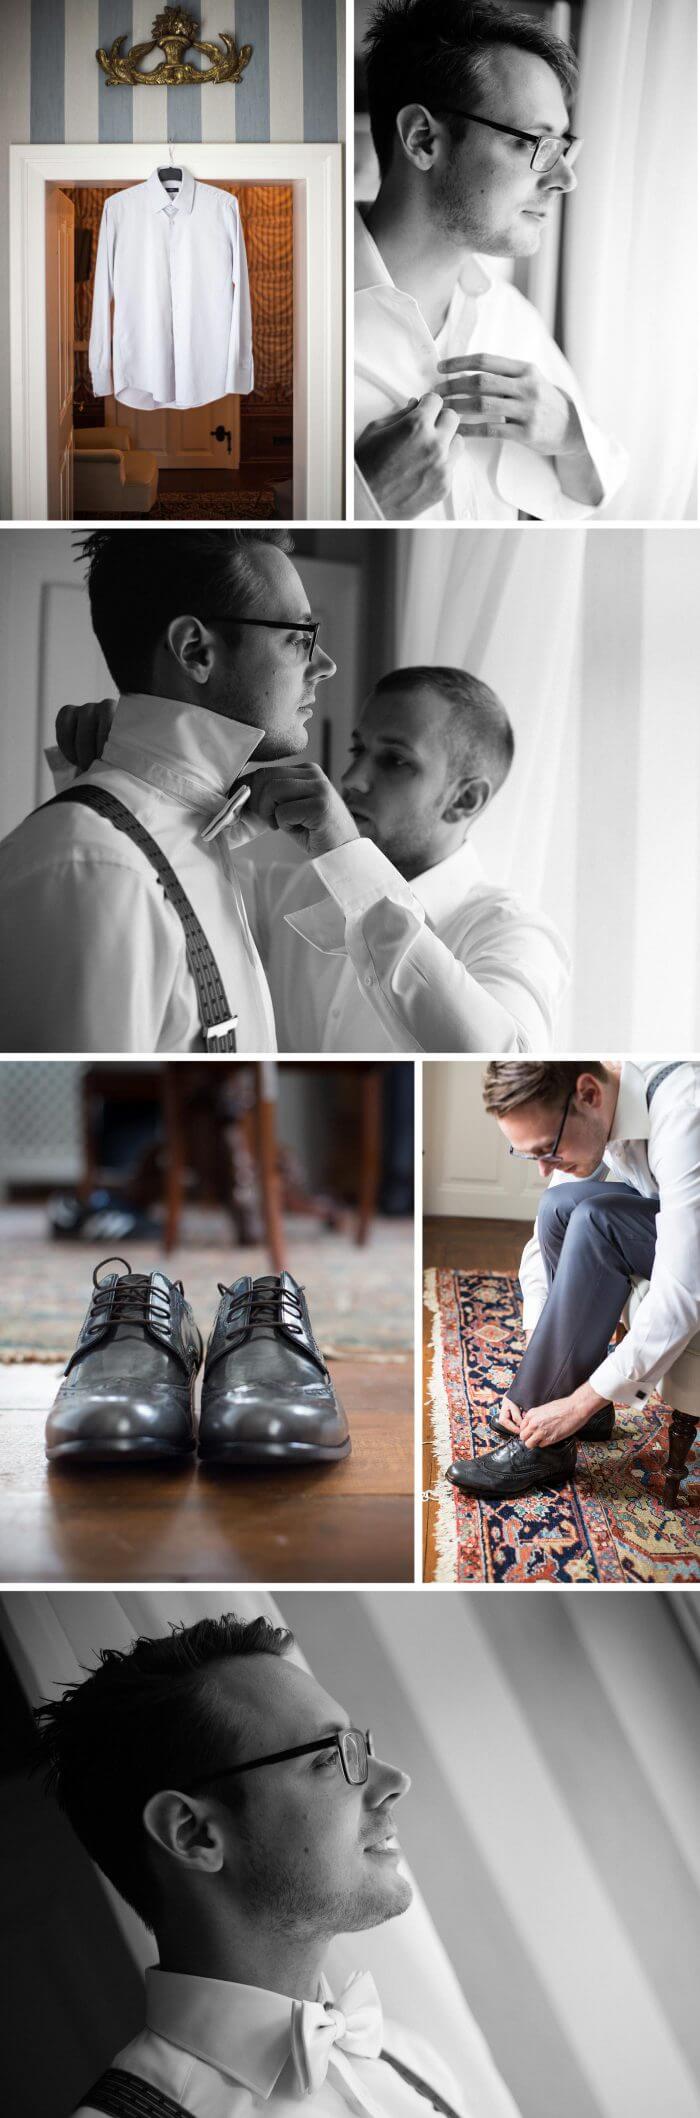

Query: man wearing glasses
left=35, top=1611, right=479, bottom=2117
left=448, top=1060, right=700, bottom=1499
left=355, top=0, right=626, bottom=522
left=0, top=529, right=337, bottom=1053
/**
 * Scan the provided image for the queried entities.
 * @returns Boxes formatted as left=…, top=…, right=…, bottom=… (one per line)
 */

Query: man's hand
left=498, top=1395, right=523, bottom=1436
left=56, top=698, right=117, bottom=770
left=355, top=393, right=462, bottom=518
left=436, top=354, right=604, bottom=504
left=520, top=1382, right=606, bottom=1451
left=246, top=761, right=360, bottom=858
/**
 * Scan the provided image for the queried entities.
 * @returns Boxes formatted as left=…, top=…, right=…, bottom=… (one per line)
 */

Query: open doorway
left=11, top=144, right=343, bottom=523
left=63, top=178, right=293, bottom=523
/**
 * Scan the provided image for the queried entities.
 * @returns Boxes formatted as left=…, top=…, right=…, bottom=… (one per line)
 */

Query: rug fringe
left=424, top=1268, right=459, bottom=1584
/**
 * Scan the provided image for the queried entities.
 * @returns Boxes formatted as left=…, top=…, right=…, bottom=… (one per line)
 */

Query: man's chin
left=340, top=1871, right=413, bottom=1933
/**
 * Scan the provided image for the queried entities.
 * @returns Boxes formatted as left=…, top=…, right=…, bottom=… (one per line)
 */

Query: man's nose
left=547, top=154, right=577, bottom=194
left=367, top=1754, right=411, bottom=1803
left=342, top=756, right=372, bottom=793
left=310, top=646, right=336, bottom=683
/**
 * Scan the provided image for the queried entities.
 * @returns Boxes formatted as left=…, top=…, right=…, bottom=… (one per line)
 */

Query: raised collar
left=147, top=165, right=196, bottom=215
left=606, top=1062, right=650, bottom=1152
left=409, top=836, right=486, bottom=925
left=144, top=1968, right=340, bottom=2097
left=100, top=694, right=264, bottom=815
left=354, top=203, right=490, bottom=302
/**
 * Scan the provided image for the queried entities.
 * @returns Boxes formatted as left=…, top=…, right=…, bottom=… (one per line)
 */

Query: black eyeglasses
left=206, top=615, right=322, bottom=663
left=436, top=108, right=582, bottom=175
left=508, top=1087, right=575, bottom=1165
left=187, top=1727, right=374, bottom=1794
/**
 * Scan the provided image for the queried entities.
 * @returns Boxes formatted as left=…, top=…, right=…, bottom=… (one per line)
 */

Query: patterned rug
left=0, top=1213, right=413, bottom=1363
left=425, top=1269, right=700, bottom=1585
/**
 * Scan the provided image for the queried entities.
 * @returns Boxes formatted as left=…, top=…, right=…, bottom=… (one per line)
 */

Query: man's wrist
left=571, top=1382, right=606, bottom=1420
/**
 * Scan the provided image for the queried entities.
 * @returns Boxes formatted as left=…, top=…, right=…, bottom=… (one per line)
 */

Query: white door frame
left=10, top=141, right=343, bottom=522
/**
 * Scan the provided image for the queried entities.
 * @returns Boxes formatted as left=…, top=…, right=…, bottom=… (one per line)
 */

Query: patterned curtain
left=70, top=181, right=293, bottom=417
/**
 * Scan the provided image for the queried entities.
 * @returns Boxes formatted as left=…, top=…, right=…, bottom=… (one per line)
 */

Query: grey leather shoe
left=199, top=1271, right=351, bottom=1465
left=488, top=1402, right=615, bottom=1443
left=447, top=1434, right=577, bottom=1498
left=45, top=1256, right=202, bottom=1463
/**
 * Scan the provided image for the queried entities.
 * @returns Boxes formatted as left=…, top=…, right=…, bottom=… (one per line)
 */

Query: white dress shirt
left=239, top=836, right=570, bottom=1052
left=89, top=169, right=254, bottom=410
left=0, top=696, right=276, bottom=1054
left=518, top=1061, right=700, bottom=1405
left=355, top=207, right=627, bottom=522
left=73, top=1968, right=470, bottom=2118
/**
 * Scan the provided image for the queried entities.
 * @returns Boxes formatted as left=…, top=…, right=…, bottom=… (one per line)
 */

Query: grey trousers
left=510, top=1180, right=659, bottom=1412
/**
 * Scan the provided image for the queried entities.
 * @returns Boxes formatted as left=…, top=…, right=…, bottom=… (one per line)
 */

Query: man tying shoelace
left=34, top=1613, right=493, bottom=2116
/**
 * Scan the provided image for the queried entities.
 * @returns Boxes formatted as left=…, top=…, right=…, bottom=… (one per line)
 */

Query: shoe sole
left=446, top=1461, right=574, bottom=1498
left=198, top=1437, right=353, bottom=1467
left=46, top=1438, right=195, bottom=1464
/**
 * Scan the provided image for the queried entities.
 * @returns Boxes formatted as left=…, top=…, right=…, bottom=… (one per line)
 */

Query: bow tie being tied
left=291, top=1971, right=384, bottom=2104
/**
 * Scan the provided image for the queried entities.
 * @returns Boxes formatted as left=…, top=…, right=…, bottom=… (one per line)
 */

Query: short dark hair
left=482, top=1060, right=606, bottom=1116
left=364, top=0, right=578, bottom=177
left=34, top=1612, right=292, bottom=1928
left=372, top=664, right=514, bottom=798
left=76, top=528, right=296, bottom=693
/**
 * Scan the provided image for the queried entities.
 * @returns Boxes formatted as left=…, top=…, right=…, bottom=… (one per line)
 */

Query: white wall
left=423, top=1060, right=546, bottom=1220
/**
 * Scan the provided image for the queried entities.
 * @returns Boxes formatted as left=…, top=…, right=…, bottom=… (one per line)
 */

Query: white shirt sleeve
left=0, top=852, right=189, bottom=1053
left=492, top=297, right=628, bottom=522
left=286, top=838, right=568, bottom=1053
left=590, top=1079, right=700, bottom=1405
left=89, top=198, right=115, bottom=398
left=227, top=198, right=254, bottom=395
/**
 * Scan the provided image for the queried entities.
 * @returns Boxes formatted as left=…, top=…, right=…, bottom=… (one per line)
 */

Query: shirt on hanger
left=89, top=168, right=254, bottom=412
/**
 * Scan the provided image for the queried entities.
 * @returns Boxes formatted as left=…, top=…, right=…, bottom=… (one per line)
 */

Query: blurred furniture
left=624, top=1282, right=699, bottom=1510
left=81, top=1062, right=384, bottom=1266
left=73, top=426, right=158, bottom=514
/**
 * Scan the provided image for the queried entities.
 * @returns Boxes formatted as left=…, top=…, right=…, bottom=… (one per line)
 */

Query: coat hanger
left=157, top=139, right=183, bottom=187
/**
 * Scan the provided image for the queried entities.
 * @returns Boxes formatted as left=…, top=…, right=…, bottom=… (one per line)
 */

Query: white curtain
left=396, top=525, right=700, bottom=1048
left=0, top=1589, right=519, bottom=2118
left=563, top=0, right=698, bottom=520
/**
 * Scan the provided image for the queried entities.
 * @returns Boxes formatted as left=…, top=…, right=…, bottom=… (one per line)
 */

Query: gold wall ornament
left=96, top=8, right=253, bottom=87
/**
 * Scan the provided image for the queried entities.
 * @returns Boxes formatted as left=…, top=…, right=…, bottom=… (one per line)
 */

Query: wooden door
left=45, top=187, right=75, bottom=520
left=109, top=396, right=242, bottom=470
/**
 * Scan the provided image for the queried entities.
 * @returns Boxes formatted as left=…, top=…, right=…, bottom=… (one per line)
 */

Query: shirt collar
left=606, top=1062, right=650, bottom=1152
left=147, top=166, right=196, bottom=215
left=102, top=694, right=264, bottom=815
left=144, top=1968, right=339, bottom=2097
left=354, top=203, right=491, bottom=301
left=408, top=836, right=486, bottom=925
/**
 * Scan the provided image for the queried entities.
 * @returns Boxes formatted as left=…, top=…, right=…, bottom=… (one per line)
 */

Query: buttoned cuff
left=494, top=417, right=628, bottom=522
left=313, top=837, right=423, bottom=920
left=589, top=1351, right=650, bottom=1409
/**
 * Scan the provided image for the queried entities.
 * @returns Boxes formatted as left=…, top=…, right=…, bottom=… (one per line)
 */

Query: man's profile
left=355, top=0, right=627, bottom=522
left=35, top=1611, right=476, bottom=2116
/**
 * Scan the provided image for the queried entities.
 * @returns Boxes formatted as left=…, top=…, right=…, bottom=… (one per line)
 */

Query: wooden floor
left=423, top=1216, right=523, bottom=1582
left=0, top=1357, right=413, bottom=1585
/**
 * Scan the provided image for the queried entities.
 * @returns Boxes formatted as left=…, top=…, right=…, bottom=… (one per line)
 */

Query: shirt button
left=364, top=973, right=375, bottom=987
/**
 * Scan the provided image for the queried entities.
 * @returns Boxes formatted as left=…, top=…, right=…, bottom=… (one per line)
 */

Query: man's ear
left=143, top=1788, right=226, bottom=1879
left=166, top=615, right=215, bottom=687
left=395, top=103, right=443, bottom=172
left=443, top=775, right=491, bottom=826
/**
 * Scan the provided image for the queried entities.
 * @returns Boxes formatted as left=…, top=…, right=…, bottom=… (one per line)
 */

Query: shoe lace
left=90, top=1256, right=176, bottom=1333
left=218, top=1276, right=305, bottom=1343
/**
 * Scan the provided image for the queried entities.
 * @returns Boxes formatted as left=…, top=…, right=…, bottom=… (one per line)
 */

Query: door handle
left=210, top=424, right=232, bottom=455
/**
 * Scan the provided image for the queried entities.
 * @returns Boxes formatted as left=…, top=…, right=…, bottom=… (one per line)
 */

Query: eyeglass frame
left=186, top=1727, right=375, bottom=1794
left=204, top=614, right=322, bottom=663
left=508, top=1086, right=575, bottom=1166
left=434, top=107, right=582, bottom=174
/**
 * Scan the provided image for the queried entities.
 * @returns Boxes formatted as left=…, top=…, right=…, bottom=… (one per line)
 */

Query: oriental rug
left=425, top=1268, right=700, bottom=1585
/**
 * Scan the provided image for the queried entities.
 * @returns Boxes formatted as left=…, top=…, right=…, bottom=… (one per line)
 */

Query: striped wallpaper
left=27, top=0, right=344, bottom=145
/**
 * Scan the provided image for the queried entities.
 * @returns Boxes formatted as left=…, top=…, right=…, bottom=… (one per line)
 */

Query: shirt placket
left=165, top=203, right=178, bottom=403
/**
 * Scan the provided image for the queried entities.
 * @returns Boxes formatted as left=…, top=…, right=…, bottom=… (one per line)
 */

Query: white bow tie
left=291, top=1971, right=384, bottom=2100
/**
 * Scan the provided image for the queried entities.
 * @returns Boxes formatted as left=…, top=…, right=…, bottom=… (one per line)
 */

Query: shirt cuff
left=354, top=463, right=384, bottom=519
left=90, top=367, right=113, bottom=398
left=313, top=837, right=423, bottom=921
left=521, top=1295, right=547, bottom=1333
left=494, top=421, right=628, bottom=522
left=589, top=1350, right=650, bottom=1409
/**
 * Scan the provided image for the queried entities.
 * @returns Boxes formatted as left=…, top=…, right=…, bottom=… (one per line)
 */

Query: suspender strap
left=46, top=787, right=237, bottom=1052
left=381, top=2047, right=464, bottom=2118
left=646, top=1063, right=683, bottom=1105
left=82, top=2070, right=195, bottom=2118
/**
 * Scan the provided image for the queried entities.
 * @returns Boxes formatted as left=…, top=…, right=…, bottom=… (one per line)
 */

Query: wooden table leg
left=256, top=1062, right=285, bottom=1274
left=357, top=1067, right=381, bottom=1247
left=663, top=1409, right=698, bottom=1509
left=162, top=1066, right=184, bottom=1253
